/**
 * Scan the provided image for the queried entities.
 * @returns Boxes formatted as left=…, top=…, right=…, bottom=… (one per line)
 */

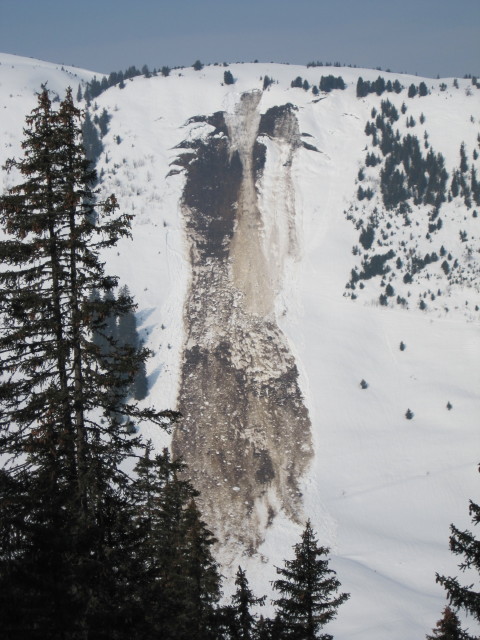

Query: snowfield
left=1, top=53, right=479, bottom=639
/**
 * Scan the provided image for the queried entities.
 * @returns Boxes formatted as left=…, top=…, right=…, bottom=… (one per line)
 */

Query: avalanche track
left=172, top=91, right=313, bottom=554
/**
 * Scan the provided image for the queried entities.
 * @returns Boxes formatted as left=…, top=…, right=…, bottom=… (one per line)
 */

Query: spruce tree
left=436, top=495, right=480, bottom=628
left=224, top=566, right=266, bottom=639
left=132, top=444, right=222, bottom=640
left=0, top=87, right=178, bottom=639
left=272, top=520, right=349, bottom=639
left=426, top=606, right=470, bottom=640
left=224, top=70, right=235, bottom=85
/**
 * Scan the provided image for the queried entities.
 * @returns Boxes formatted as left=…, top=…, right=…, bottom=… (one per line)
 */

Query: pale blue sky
left=1, top=0, right=478, bottom=78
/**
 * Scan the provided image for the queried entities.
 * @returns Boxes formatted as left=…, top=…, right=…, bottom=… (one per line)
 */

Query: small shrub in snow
left=405, top=409, right=414, bottom=420
left=360, top=379, right=369, bottom=389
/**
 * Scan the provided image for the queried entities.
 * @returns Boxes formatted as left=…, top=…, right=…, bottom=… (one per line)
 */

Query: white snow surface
left=1, top=54, right=479, bottom=639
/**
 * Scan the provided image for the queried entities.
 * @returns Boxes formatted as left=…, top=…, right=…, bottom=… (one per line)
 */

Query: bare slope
left=172, top=93, right=313, bottom=554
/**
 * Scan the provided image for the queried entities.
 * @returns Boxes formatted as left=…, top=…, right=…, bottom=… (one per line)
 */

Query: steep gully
left=172, top=92, right=313, bottom=555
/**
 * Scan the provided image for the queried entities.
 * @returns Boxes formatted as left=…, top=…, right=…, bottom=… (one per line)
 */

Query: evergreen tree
left=393, top=79, right=402, bottom=93
left=263, top=75, right=274, bottom=90
left=373, top=75, right=386, bottom=96
left=96, top=108, right=111, bottom=138
left=436, top=493, right=480, bottom=628
left=132, top=445, right=222, bottom=640
left=81, top=109, right=103, bottom=165
left=419, top=81, right=428, bottom=96
left=224, top=70, right=235, bottom=85
left=426, top=606, right=470, bottom=640
left=0, top=88, right=178, bottom=639
left=225, top=567, right=266, bottom=639
left=460, top=143, right=469, bottom=173
left=272, top=520, right=349, bottom=639
left=356, top=77, right=368, bottom=98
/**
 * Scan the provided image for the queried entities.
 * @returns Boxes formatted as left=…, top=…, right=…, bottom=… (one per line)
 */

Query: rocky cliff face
left=172, top=92, right=313, bottom=554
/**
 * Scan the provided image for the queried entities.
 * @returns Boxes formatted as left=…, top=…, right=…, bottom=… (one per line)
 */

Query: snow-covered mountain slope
left=1, top=54, right=479, bottom=639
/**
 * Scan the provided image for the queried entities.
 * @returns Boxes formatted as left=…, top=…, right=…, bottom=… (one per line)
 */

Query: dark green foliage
left=0, top=88, right=178, bottom=639
left=161, top=66, right=171, bottom=77
left=193, top=60, right=204, bottom=71
left=224, top=70, right=235, bottom=85
left=426, top=606, right=470, bottom=640
left=460, top=143, right=469, bottom=173
left=374, top=75, right=386, bottom=96
left=81, top=109, right=103, bottom=164
left=263, top=76, right=274, bottom=90
left=436, top=497, right=480, bottom=627
left=393, top=79, right=403, bottom=93
left=291, top=76, right=304, bottom=89
left=385, top=283, right=395, bottom=296
left=357, top=184, right=374, bottom=200
left=410, top=252, right=439, bottom=275
left=381, top=158, right=409, bottom=209
left=365, top=151, right=380, bottom=167
left=359, top=250, right=395, bottom=280
left=405, top=409, right=414, bottom=419
left=224, top=567, right=266, bottom=640
left=419, top=82, right=428, bottom=96
left=356, top=76, right=389, bottom=97
left=356, top=77, right=368, bottom=98
left=272, top=520, right=349, bottom=640
left=380, top=99, right=399, bottom=122
left=132, top=444, right=222, bottom=640
left=374, top=123, right=448, bottom=210
left=408, top=83, right=418, bottom=98
left=94, top=107, right=111, bottom=138
left=319, top=75, right=346, bottom=92
left=447, top=402, right=453, bottom=410
left=84, top=75, right=102, bottom=102
left=303, top=79, right=310, bottom=91
left=400, top=341, right=406, bottom=351
left=359, top=225, right=375, bottom=249
left=471, top=168, right=480, bottom=205
left=360, top=379, right=369, bottom=389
